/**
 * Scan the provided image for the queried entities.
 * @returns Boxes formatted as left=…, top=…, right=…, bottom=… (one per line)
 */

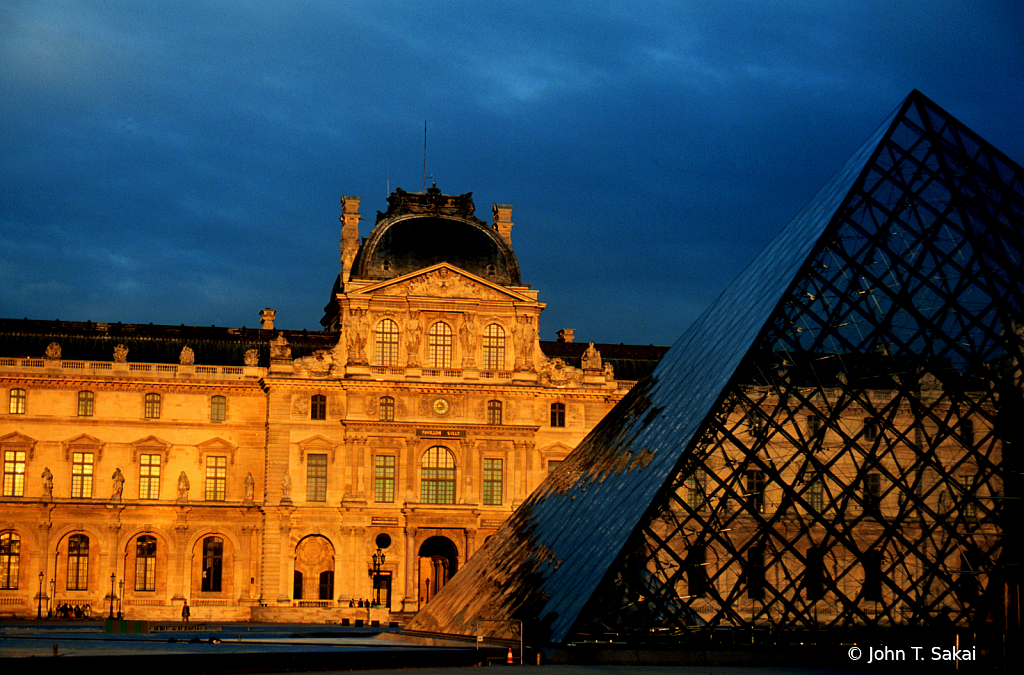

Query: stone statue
left=406, top=312, right=421, bottom=366
left=179, top=345, right=195, bottom=365
left=45, top=341, right=61, bottom=360
left=113, top=344, right=129, bottom=363
left=244, top=348, right=259, bottom=367
left=459, top=316, right=478, bottom=367
left=244, top=472, right=255, bottom=502
left=582, top=342, right=602, bottom=371
left=111, top=468, right=124, bottom=501
left=41, top=467, right=53, bottom=499
left=177, top=471, right=190, bottom=502
left=282, top=471, right=292, bottom=502
left=270, top=334, right=291, bottom=360
left=347, top=310, right=369, bottom=364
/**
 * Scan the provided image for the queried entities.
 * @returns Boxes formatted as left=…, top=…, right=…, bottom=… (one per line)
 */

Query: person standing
left=181, top=599, right=190, bottom=627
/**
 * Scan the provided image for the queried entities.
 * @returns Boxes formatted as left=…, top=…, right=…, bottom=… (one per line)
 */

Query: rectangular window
left=67, top=535, right=89, bottom=591
left=745, top=469, right=765, bottom=513
left=78, top=391, right=94, bottom=417
left=3, top=450, right=26, bottom=497
left=139, top=454, right=161, bottom=500
left=72, top=452, right=94, bottom=498
left=311, top=395, right=326, bottom=420
left=960, top=475, right=976, bottom=517
left=307, top=454, right=327, bottom=502
left=548, top=460, right=562, bottom=474
left=863, top=417, right=879, bottom=442
left=863, top=472, right=882, bottom=514
left=375, top=455, right=395, bottom=503
left=685, top=469, right=706, bottom=511
left=806, top=414, right=821, bottom=436
left=807, top=476, right=824, bottom=513
left=0, top=533, right=20, bottom=590
left=205, top=456, right=227, bottom=501
left=9, top=388, right=26, bottom=415
left=550, top=402, right=565, bottom=427
left=145, top=393, right=161, bottom=419
left=483, top=458, right=503, bottom=506
left=746, top=544, right=765, bottom=600
left=486, top=400, right=502, bottom=425
left=210, top=395, right=226, bottom=421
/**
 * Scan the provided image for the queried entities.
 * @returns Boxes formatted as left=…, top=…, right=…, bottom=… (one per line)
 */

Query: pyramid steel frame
left=405, top=91, right=1023, bottom=650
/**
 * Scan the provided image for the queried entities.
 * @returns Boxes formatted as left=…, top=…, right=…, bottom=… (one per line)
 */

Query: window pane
left=78, top=391, right=94, bottom=417
left=421, top=447, right=455, bottom=504
left=210, top=395, right=226, bottom=421
left=3, top=450, right=26, bottom=497
left=202, top=537, right=223, bottom=592
left=306, top=454, right=327, bottom=502
left=375, top=455, right=395, bottom=503
left=376, top=319, right=400, bottom=366
left=379, top=396, right=395, bottom=422
left=139, top=454, right=161, bottom=500
left=135, top=536, right=156, bottom=591
left=487, top=400, right=502, bottom=425
left=1, top=533, right=20, bottom=590
left=311, top=395, right=326, bottom=420
left=145, top=393, right=161, bottom=419
left=483, top=458, right=502, bottom=505
left=72, top=452, right=94, bottom=499
left=483, top=324, right=505, bottom=370
left=9, top=389, right=25, bottom=415
left=429, top=323, right=453, bottom=368
left=67, top=534, right=89, bottom=590
left=205, top=456, right=227, bottom=501
left=550, top=402, right=565, bottom=427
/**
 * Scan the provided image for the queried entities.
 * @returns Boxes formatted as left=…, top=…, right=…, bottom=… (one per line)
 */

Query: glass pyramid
left=405, top=90, right=1023, bottom=646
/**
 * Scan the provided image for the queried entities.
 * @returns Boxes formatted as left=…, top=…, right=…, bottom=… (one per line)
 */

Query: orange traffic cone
left=507, top=647, right=514, bottom=664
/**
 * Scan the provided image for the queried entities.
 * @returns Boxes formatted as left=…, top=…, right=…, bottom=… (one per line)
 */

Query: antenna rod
left=422, top=120, right=427, bottom=192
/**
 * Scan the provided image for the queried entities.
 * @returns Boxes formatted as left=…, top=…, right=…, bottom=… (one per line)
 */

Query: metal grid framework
left=575, top=93, right=1023, bottom=638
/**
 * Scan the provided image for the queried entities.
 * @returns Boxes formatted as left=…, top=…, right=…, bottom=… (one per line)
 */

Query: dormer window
left=382, top=259, right=391, bottom=271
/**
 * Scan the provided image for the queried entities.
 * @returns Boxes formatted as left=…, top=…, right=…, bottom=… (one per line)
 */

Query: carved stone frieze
left=45, top=341, right=61, bottom=360
left=379, top=268, right=506, bottom=301
left=180, top=346, right=195, bottom=365
left=538, top=357, right=583, bottom=387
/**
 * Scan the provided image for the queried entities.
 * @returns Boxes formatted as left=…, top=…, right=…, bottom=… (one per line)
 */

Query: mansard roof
left=0, top=318, right=336, bottom=368
left=351, top=185, right=522, bottom=285
left=404, top=90, right=1024, bottom=644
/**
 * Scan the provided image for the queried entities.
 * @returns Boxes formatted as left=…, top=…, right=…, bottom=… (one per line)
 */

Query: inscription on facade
left=416, top=428, right=466, bottom=438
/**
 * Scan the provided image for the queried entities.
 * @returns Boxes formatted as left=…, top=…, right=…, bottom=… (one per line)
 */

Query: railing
left=0, top=358, right=255, bottom=380
left=421, top=368, right=464, bottom=378
left=297, top=600, right=333, bottom=608
left=371, top=366, right=406, bottom=376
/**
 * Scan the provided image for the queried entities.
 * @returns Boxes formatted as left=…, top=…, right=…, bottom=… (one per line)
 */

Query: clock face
left=432, top=398, right=450, bottom=415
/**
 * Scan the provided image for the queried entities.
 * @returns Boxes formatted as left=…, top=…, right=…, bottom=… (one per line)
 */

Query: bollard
left=507, top=647, right=513, bottom=664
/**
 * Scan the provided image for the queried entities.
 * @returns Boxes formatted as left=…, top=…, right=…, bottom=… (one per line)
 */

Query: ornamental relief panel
left=378, top=268, right=507, bottom=301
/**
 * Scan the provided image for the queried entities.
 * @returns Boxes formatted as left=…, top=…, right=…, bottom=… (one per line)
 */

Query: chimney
left=260, top=309, right=276, bottom=330
left=557, top=328, right=575, bottom=343
left=493, top=204, right=513, bottom=248
left=340, top=195, right=361, bottom=281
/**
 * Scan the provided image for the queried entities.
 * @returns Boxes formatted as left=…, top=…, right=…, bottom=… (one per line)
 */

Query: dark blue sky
left=2, top=1, right=1022, bottom=348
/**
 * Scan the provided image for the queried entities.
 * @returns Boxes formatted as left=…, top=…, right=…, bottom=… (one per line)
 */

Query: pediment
left=354, top=263, right=534, bottom=303
left=0, top=432, right=36, bottom=446
left=297, top=434, right=339, bottom=463
left=197, top=437, right=237, bottom=465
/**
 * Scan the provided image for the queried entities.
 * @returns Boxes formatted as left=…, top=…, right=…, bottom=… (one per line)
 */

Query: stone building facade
left=0, top=186, right=666, bottom=622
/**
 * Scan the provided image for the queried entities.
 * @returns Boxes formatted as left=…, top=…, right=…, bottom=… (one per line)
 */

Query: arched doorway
left=294, top=535, right=334, bottom=602
left=418, top=536, right=457, bottom=604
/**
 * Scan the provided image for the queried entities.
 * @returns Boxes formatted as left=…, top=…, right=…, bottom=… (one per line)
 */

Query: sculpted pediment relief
left=354, top=264, right=531, bottom=302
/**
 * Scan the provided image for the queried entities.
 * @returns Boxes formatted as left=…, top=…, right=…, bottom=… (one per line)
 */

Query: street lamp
left=37, top=572, right=44, bottom=619
left=118, top=580, right=124, bottom=619
left=371, top=548, right=386, bottom=606
left=48, top=578, right=55, bottom=619
left=109, top=573, right=116, bottom=619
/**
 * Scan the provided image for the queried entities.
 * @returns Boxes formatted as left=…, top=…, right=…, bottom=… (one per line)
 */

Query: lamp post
left=371, top=548, right=386, bottom=606
left=37, top=572, right=44, bottom=619
left=118, top=580, right=124, bottom=619
left=48, top=578, right=55, bottom=619
left=108, top=573, right=116, bottom=619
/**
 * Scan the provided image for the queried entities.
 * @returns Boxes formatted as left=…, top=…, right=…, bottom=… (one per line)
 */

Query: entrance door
left=417, top=536, right=458, bottom=604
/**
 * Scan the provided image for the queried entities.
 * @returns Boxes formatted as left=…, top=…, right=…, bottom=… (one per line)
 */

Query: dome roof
left=352, top=187, right=521, bottom=285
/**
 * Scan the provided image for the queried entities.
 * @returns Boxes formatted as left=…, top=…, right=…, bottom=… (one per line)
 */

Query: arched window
left=311, top=394, right=326, bottom=420
left=67, top=534, right=89, bottom=590
left=8, top=389, right=25, bottom=415
left=428, top=322, right=453, bottom=368
left=483, top=324, right=505, bottom=370
left=0, top=533, right=20, bottom=590
left=487, top=400, right=502, bottom=426
left=77, top=391, right=94, bottom=417
left=210, top=395, right=226, bottom=421
left=375, top=319, right=400, bottom=366
left=202, top=536, right=223, bottom=593
left=421, top=447, right=456, bottom=504
left=550, top=402, right=565, bottom=427
left=135, top=536, right=157, bottom=591
left=144, top=393, right=161, bottom=419
left=2, top=449, right=25, bottom=497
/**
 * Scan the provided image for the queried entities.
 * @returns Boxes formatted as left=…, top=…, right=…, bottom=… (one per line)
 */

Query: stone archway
left=418, top=536, right=458, bottom=604
left=294, top=535, right=334, bottom=602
